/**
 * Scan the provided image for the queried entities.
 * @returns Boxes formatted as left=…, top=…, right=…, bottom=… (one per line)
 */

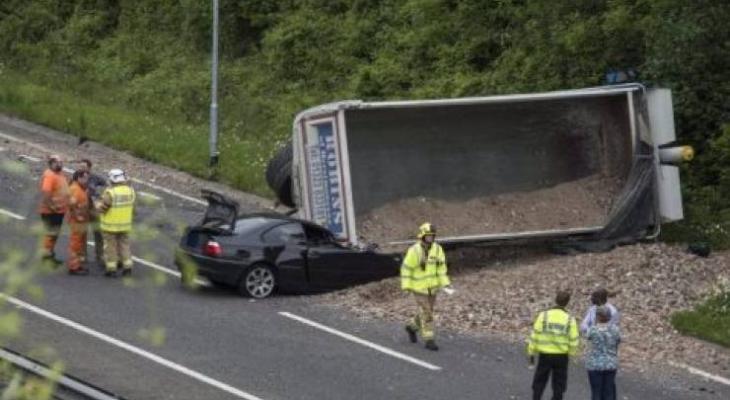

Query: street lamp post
left=209, top=0, right=220, bottom=167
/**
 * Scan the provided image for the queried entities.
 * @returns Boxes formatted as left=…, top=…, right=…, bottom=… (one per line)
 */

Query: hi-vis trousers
left=406, top=292, right=437, bottom=340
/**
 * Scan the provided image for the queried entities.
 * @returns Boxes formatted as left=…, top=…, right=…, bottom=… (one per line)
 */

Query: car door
left=304, top=224, right=400, bottom=290
left=260, top=222, right=308, bottom=292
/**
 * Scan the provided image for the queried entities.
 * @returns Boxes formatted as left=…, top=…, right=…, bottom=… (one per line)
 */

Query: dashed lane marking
left=668, top=361, right=730, bottom=387
left=279, top=311, right=442, bottom=372
left=18, top=154, right=41, bottom=162
left=0, top=208, right=26, bottom=220
left=0, top=293, right=266, bottom=400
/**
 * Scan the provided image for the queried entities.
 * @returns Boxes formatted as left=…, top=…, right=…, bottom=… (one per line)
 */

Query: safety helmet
left=47, top=154, right=62, bottom=163
left=108, top=168, right=127, bottom=183
left=417, top=222, right=436, bottom=239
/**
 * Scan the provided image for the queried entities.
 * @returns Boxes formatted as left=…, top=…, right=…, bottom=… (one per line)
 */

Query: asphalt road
left=0, top=147, right=728, bottom=400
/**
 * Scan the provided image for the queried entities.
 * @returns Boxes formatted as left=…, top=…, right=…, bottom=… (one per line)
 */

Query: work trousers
left=102, top=231, right=132, bottom=272
left=407, top=292, right=437, bottom=340
left=532, top=353, right=569, bottom=400
left=40, top=213, right=65, bottom=258
left=67, top=221, right=88, bottom=271
left=588, top=370, right=616, bottom=400
left=90, top=217, right=104, bottom=266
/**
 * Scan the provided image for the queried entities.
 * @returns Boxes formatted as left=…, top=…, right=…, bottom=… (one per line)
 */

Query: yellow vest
left=100, top=185, right=135, bottom=232
left=400, top=242, right=450, bottom=294
left=527, top=308, right=579, bottom=356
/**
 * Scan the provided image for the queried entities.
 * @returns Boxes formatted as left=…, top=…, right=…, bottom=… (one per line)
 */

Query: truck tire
left=266, top=141, right=292, bottom=189
left=272, top=160, right=295, bottom=207
left=266, top=141, right=295, bottom=207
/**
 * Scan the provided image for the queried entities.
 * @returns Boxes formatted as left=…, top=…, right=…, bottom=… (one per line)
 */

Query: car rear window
left=233, top=217, right=271, bottom=234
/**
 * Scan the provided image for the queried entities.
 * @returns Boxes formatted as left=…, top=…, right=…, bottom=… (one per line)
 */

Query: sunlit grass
left=0, top=71, right=274, bottom=197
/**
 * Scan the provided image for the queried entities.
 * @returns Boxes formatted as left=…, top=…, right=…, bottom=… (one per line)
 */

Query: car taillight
left=203, top=240, right=222, bottom=257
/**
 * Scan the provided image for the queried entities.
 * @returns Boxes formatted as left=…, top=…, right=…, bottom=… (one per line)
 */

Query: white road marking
left=138, top=191, right=162, bottom=201
left=279, top=312, right=442, bottom=371
left=1, top=130, right=206, bottom=206
left=0, top=347, right=119, bottom=400
left=0, top=208, right=26, bottom=220
left=129, top=177, right=206, bottom=206
left=18, top=154, right=41, bottom=162
left=86, top=241, right=209, bottom=287
left=0, top=294, right=266, bottom=400
left=668, top=361, right=730, bottom=387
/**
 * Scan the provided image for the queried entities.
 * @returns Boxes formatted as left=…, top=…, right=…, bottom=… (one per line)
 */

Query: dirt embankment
left=358, top=174, right=625, bottom=244
left=319, top=243, right=730, bottom=376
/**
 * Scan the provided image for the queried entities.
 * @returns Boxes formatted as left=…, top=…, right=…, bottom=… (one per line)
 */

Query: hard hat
left=108, top=168, right=127, bottom=183
left=417, top=222, right=436, bottom=239
left=48, top=154, right=62, bottom=163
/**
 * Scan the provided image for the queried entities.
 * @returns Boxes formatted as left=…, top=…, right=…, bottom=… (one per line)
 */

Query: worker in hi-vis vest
left=401, top=222, right=451, bottom=351
left=527, top=290, right=580, bottom=400
left=97, top=168, right=136, bottom=277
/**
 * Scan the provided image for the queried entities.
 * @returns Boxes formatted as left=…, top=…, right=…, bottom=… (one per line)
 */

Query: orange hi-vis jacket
left=39, top=169, right=69, bottom=214
left=68, top=182, right=90, bottom=223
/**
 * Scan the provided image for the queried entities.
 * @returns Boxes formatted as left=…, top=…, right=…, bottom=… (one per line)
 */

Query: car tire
left=237, top=264, right=277, bottom=298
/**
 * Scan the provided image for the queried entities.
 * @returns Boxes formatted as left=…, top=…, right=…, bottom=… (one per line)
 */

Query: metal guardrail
left=0, top=347, right=125, bottom=400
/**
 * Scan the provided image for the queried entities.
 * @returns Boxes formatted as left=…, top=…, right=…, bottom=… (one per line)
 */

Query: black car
left=175, top=190, right=401, bottom=298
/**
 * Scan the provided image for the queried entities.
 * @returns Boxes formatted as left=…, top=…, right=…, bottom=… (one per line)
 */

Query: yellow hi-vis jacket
left=100, top=185, right=135, bottom=233
left=527, top=308, right=579, bottom=356
left=400, top=242, right=450, bottom=294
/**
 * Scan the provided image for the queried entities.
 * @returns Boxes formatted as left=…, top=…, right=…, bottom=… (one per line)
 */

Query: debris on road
left=319, top=243, right=730, bottom=376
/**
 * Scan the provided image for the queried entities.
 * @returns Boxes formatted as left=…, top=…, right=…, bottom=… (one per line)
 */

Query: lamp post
left=209, top=0, right=220, bottom=167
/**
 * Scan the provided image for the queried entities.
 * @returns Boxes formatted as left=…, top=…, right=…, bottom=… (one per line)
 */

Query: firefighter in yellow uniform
left=527, top=290, right=580, bottom=400
left=401, top=223, right=450, bottom=351
left=97, top=169, right=136, bottom=277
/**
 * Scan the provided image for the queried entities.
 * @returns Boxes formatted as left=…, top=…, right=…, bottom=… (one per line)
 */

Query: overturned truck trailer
left=286, top=84, right=692, bottom=249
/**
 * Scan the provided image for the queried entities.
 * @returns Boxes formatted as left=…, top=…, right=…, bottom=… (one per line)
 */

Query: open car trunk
left=199, top=189, right=239, bottom=231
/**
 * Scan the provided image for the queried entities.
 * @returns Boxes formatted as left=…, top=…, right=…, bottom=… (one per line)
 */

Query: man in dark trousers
left=77, top=159, right=106, bottom=268
left=527, top=290, right=580, bottom=400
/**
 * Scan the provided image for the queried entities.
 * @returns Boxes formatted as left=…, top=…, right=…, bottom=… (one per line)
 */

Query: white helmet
left=108, top=168, right=127, bottom=183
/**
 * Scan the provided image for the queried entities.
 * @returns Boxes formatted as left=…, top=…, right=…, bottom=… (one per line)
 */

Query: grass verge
left=0, top=71, right=273, bottom=197
left=671, top=291, right=730, bottom=348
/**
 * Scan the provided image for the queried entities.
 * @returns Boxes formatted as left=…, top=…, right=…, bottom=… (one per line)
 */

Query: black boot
left=424, top=340, right=439, bottom=351
left=405, top=326, right=418, bottom=343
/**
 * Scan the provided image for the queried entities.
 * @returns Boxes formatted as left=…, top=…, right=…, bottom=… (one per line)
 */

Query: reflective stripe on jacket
left=527, top=308, right=579, bottom=356
left=100, top=185, right=135, bottom=232
left=400, top=242, right=450, bottom=294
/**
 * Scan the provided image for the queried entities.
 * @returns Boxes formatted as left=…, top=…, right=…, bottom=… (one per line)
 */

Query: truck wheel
left=272, top=161, right=294, bottom=207
left=266, top=141, right=292, bottom=189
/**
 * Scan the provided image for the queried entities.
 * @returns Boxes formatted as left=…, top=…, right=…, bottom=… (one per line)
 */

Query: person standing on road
left=97, top=168, right=135, bottom=277
left=66, top=170, right=91, bottom=275
left=581, top=288, right=620, bottom=335
left=585, top=305, right=621, bottom=400
left=401, top=222, right=451, bottom=351
left=77, top=159, right=106, bottom=268
left=38, top=154, right=69, bottom=266
left=527, top=290, right=580, bottom=400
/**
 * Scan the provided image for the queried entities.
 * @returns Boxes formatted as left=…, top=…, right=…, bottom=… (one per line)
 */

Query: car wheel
left=238, top=264, right=276, bottom=298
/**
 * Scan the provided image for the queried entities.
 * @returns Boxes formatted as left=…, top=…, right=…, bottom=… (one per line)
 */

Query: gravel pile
left=358, top=174, right=625, bottom=244
left=319, top=243, right=730, bottom=375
